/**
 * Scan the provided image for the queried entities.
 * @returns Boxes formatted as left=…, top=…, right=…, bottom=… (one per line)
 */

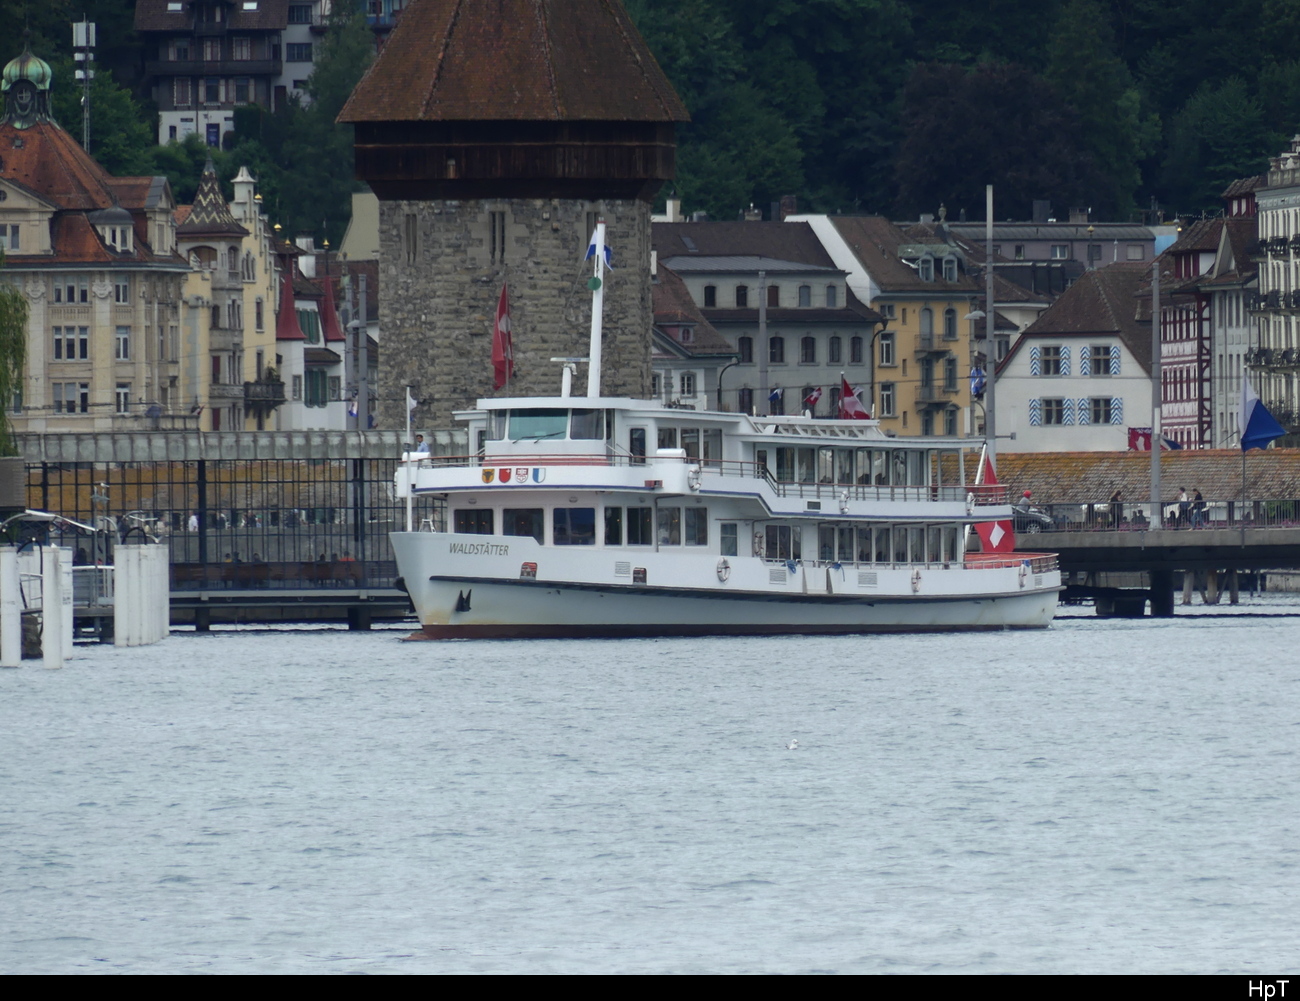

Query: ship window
left=627, top=507, right=653, bottom=545
left=764, top=524, right=801, bottom=561
left=570, top=408, right=604, bottom=439
left=553, top=507, right=596, bottom=545
left=681, top=428, right=699, bottom=459
left=684, top=508, right=708, bottom=546
left=797, top=447, right=816, bottom=484
left=503, top=508, right=544, bottom=543
left=775, top=447, right=795, bottom=482
left=657, top=507, right=681, bottom=545
left=486, top=411, right=506, bottom=440
left=658, top=427, right=677, bottom=449
left=721, top=523, right=738, bottom=556
left=604, top=506, right=623, bottom=545
left=629, top=428, right=646, bottom=464
left=509, top=408, right=568, bottom=440
left=453, top=509, right=494, bottom=535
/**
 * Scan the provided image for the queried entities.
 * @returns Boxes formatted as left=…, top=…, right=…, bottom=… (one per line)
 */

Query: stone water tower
left=339, top=0, right=688, bottom=430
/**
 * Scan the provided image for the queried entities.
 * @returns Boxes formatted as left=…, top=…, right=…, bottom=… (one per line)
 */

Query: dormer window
left=942, top=256, right=958, bottom=282
left=918, top=256, right=934, bottom=282
left=91, top=207, right=136, bottom=253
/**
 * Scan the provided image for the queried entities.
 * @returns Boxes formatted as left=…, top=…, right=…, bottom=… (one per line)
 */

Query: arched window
left=798, top=285, right=811, bottom=307
left=735, top=285, right=749, bottom=308
left=920, top=308, right=934, bottom=335
left=918, top=257, right=934, bottom=282
left=851, top=336, right=864, bottom=364
left=800, top=336, right=816, bottom=363
left=943, top=308, right=956, bottom=338
left=826, top=285, right=837, bottom=308
left=704, top=284, right=717, bottom=307
left=828, top=336, right=842, bottom=363
left=942, top=256, right=958, bottom=282
left=228, top=247, right=239, bottom=272
left=769, top=336, right=785, bottom=363
left=768, top=284, right=780, bottom=308
left=738, top=336, right=753, bottom=363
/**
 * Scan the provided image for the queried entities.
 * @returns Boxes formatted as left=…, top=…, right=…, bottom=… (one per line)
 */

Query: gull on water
left=786, top=738, right=799, bottom=750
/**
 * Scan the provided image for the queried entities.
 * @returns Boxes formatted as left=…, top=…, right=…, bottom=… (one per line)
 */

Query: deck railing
left=413, top=453, right=1007, bottom=505
left=1012, top=500, right=1300, bottom=533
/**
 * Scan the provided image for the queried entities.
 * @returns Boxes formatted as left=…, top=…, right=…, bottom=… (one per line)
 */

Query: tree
left=894, top=62, right=1099, bottom=221
left=1045, top=0, right=1159, bottom=219
left=0, top=257, right=29, bottom=457
left=49, top=54, right=156, bottom=176
left=1162, top=78, right=1274, bottom=213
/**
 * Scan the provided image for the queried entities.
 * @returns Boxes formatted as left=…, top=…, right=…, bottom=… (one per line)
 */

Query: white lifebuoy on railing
left=911, top=568, right=922, bottom=593
left=1019, top=561, right=1030, bottom=588
left=687, top=466, right=702, bottom=491
left=753, top=531, right=764, bottom=557
left=717, top=557, right=731, bottom=583
left=966, top=491, right=976, bottom=516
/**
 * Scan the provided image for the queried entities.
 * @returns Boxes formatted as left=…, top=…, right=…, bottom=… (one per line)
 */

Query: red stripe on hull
left=406, top=621, right=1046, bottom=640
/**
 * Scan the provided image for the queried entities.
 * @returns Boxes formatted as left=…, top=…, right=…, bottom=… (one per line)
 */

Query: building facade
left=0, top=46, right=191, bottom=431
left=998, top=264, right=1152, bottom=452
left=653, top=221, right=877, bottom=417
left=339, top=0, right=688, bottom=430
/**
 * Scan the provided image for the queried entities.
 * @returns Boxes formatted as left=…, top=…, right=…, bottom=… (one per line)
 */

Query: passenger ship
left=391, top=399, right=1061, bottom=638
left=391, top=222, right=1059, bottom=638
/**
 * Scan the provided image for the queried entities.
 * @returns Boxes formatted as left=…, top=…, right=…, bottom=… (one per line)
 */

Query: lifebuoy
left=1018, top=561, right=1029, bottom=588
left=753, top=531, right=764, bottom=557
left=717, top=557, right=731, bottom=583
left=966, top=491, right=975, bottom=516
left=911, top=568, right=922, bottom=593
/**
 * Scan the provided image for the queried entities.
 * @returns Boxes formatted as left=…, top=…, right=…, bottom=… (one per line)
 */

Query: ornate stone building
left=0, top=46, right=190, bottom=431
left=338, top=0, right=688, bottom=429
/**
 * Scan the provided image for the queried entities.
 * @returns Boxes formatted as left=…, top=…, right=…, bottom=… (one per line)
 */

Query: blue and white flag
left=969, top=366, right=986, bottom=397
left=348, top=397, right=359, bottom=418
left=585, top=229, right=614, bottom=270
left=1241, top=375, right=1286, bottom=451
left=768, top=387, right=783, bottom=404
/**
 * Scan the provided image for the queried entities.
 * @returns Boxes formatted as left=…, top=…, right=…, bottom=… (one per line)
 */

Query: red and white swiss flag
left=972, top=451, right=1016, bottom=553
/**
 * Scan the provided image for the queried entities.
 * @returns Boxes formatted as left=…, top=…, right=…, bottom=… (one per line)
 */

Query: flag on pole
left=492, top=283, right=513, bottom=391
left=1128, top=427, right=1183, bottom=451
left=970, top=366, right=986, bottom=397
left=838, top=374, right=869, bottom=419
left=972, top=449, right=1016, bottom=553
left=348, top=396, right=358, bottom=418
left=1241, top=375, right=1286, bottom=451
left=803, top=387, right=823, bottom=410
left=585, top=228, right=614, bottom=269
left=406, top=387, right=417, bottom=414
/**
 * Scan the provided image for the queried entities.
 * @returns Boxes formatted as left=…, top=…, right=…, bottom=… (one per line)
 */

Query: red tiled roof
left=0, top=120, right=117, bottom=211
left=653, top=221, right=835, bottom=266
left=652, top=265, right=732, bottom=354
left=340, top=0, right=688, bottom=124
left=275, top=275, right=306, bottom=341
left=1012, top=263, right=1152, bottom=373
left=1222, top=174, right=1266, bottom=199
left=830, top=216, right=980, bottom=294
left=1000, top=450, right=1300, bottom=504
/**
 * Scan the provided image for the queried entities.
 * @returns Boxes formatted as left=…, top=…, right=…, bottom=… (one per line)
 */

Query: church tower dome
left=2, top=40, right=55, bottom=129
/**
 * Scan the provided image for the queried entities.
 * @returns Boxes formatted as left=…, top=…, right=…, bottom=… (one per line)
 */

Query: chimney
left=779, top=194, right=797, bottom=221
left=742, top=203, right=762, bottom=222
left=665, top=198, right=682, bottom=223
left=1032, top=200, right=1051, bottom=224
left=295, top=235, right=317, bottom=277
left=1068, top=207, right=1089, bottom=224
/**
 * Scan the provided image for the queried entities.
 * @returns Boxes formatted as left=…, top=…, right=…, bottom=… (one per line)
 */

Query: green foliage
left=0, top=256, right=29, bottom=457
left=1162, top=78, right=1274, bottom=212
left=48, top=54, right=156, bottom=176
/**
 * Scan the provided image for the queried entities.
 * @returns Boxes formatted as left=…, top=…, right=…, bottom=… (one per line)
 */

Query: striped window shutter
left=1111, top=397, right=1123, bottom=424
left=1077, top=398, right=1091, bottom=425
left=1063, top=398, right=1075, bottom=425
left=1110, top=345, right=1121, bottom=375
left=1060, top=348, right=1071, bottom=376
left=1079, top=347, right=1091, bottom=376
left=1029, top=398, right=1042, bottom=426
left=1030, top=345, right=1041, bottom=376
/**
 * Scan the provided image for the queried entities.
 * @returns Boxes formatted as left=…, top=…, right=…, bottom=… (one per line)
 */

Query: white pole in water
left=586, top=220, right=606, bottom=399
left=0, top=546, right=19, bottom=667
left=43, top=549, right=64, bottom=669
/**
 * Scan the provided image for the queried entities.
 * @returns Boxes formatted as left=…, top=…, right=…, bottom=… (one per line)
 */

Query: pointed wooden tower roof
left=340, top=0, right=687, bottom=201
left=177, top=158, right=248, bottom=238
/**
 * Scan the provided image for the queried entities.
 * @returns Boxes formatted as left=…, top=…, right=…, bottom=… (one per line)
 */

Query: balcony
left=145, top=58, right=282, bottom=79
left=244, top=377, right=286, bottom=417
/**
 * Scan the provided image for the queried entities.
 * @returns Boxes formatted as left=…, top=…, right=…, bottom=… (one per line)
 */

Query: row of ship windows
left=454, top=506, right=967, bottom=565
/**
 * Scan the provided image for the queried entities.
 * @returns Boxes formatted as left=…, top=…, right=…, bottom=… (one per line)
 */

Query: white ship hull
left=393, top=531, right=1060, bottom=639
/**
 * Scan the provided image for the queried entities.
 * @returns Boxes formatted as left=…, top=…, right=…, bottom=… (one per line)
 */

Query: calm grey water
left=3, top=602, right=1299, bottom=974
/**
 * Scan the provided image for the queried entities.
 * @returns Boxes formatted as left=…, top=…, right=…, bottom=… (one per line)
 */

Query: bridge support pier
left=1206, top=570, right=1221, bottom=605
left=1150, top=570, right=1175, bottom=617
left=194, top=606, right=211, bottom=633
left=1181, top=572, right=1195, bottom=605
left=347, top=605, right=372, bottom=631
left=1228, top=569, right=1240, bottom=604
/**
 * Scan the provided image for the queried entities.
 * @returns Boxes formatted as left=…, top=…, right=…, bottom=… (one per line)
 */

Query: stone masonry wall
left=378, top=197, right=652, bottom=432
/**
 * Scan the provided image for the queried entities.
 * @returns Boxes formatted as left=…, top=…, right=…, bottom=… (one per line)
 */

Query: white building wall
left=997, top=338, right=1151, bottom=451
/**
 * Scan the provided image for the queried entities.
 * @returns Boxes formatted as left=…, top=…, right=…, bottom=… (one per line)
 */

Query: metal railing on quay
left=1016, top=500, right=1300, bottom=533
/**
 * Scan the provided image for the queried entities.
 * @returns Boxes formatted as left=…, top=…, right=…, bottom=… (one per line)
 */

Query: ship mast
left=586, top=220, right=606, bottom=398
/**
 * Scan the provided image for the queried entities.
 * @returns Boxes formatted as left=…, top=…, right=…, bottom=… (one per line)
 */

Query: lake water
left=3, top=599, right=1299, bottom=973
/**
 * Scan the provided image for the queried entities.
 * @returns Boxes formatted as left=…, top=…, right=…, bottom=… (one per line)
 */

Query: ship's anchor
left=455, top=589, right=472, bottom=612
